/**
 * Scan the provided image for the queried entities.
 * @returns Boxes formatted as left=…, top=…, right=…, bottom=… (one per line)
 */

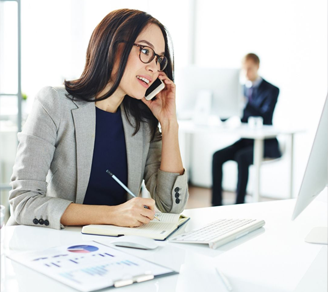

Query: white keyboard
left=170, top=218, right=265, bottom=249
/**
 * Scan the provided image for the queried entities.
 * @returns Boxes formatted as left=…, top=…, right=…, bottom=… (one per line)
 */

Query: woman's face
left=118, top=23, right=166, bottom=100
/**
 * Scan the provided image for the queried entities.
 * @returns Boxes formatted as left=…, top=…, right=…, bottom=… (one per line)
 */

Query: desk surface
left=1, top=191, right=327, bottom=292
left=178, top=120, right=302, bottom=139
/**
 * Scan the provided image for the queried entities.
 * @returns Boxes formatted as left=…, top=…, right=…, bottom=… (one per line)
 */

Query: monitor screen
left=292, top=95, right=328, bottom=220
left=176, top=66, right=243, bottom=120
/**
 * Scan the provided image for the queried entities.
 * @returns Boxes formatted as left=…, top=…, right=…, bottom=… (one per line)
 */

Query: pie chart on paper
left=67, top=245, right=99, bottom=253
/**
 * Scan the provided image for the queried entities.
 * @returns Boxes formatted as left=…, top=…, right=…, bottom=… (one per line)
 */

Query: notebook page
left=83, top=221, right=177, bottom=238
left=128, top=222, right=176, bottom=237
left=152, top=213, right=180, bottom=223
left=82, top=213, right=188, bottom=239
left=91, top=223, right=175, bottom=236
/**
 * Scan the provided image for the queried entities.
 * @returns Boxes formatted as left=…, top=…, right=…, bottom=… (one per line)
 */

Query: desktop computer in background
left=292, top=95, right=327, bottom=244
left=175, top=66, right=243, bottom=121
left=175, top=66, right=243, bottom=186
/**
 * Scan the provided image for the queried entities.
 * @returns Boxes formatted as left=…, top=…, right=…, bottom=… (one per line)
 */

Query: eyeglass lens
left=139, top=46, right=168, bottom=71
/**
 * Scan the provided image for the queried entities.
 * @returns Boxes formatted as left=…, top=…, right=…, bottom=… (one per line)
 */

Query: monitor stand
left=305, top=227, right=328, bottom=244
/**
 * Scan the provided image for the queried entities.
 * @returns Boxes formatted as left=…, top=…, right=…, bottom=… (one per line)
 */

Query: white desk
left=1, top=190, right=327, bottom=292
left=179, top=121, right=302, bottom=201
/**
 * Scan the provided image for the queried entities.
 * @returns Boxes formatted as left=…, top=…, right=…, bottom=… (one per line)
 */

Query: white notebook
left=82, top=213, right=190, bottom=241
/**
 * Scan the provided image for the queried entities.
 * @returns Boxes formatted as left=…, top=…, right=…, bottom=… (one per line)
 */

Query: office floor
left=186, top=184, right=278, bottom=209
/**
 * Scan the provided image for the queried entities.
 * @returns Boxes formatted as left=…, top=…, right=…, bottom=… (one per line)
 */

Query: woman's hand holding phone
left=142, top=73, right=177, bottom=126
left=144, top=78, right=165, bottom=101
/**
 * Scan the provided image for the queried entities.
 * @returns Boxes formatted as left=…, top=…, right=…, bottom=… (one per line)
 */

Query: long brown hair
left=64, top=9, right=174, bottom=137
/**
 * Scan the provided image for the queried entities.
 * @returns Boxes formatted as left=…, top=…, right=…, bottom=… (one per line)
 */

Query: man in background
left=211, top=53, right=281, bottom=206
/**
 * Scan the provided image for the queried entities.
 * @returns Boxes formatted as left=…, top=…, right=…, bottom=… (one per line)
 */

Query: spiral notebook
left=82, top=213, right=190, bottom=240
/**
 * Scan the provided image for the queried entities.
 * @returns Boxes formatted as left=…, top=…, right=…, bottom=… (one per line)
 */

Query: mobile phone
left=145, top=78, right=165, bottom=100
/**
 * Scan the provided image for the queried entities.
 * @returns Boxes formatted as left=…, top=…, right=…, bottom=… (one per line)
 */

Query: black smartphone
left=145, top=78, right=165, bottom=100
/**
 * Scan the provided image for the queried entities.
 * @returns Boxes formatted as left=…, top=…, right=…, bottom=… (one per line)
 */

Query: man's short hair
left=244, top=53, right=260, bottom=65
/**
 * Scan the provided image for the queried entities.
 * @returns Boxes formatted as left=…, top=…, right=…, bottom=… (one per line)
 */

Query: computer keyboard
left=170, top=218, right=265, bottom=249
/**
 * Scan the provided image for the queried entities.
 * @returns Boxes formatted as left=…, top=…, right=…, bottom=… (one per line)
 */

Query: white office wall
left=189, top=0, right=327, bottom=197
left=195, top=0, right=327, bottom=128
left=19, top=0, right=192, bottom=100
left=1, top=0, right=326, bottom=200
left=0, top=1, right=18, bottom=95
left=0, top=0, right=192, bottom=194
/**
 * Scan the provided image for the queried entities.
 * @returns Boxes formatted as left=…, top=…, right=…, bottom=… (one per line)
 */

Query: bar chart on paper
left=7, top=241, right=175, bottom=292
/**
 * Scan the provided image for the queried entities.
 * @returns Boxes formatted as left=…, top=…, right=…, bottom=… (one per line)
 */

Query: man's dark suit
left=212, top=78, right=281, bottom=206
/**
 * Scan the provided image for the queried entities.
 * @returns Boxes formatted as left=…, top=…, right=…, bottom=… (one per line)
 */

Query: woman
left=8, top=9, right=188, bottom=230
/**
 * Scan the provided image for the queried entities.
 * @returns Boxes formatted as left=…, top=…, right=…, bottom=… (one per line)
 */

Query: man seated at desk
left=211, top=53, right=281, bottom=206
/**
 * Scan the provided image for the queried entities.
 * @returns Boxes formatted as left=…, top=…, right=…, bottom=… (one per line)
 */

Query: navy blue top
left=83, top=107, right=128, bottom=206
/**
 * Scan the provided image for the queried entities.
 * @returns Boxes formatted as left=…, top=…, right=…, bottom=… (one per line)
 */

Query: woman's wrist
left=100, top=205, right=116, bottom=225
left=160, top=118, right=179, bottom=134
left=61, top=203, right=115, bottom=226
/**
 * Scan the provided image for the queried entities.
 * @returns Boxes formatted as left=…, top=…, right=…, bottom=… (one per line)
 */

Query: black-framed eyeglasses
left=133, top=44, right=168, bottom=71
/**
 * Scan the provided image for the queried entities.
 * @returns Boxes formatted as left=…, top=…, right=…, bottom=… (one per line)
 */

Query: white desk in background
left=1, top=189, right=327, bottom=292
left=178, top=121, right=302, bottom=201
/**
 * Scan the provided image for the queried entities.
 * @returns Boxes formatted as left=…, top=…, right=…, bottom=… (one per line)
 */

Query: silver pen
left=106, top=170, right=160, bottom=221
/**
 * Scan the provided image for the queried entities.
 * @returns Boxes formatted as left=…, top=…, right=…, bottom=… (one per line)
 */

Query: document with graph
left=7, top=241, right=177, bottom=291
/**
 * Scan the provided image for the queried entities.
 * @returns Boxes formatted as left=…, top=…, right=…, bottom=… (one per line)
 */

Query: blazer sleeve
left=242, top=86, right=280, bottom=125
left=9, top=87, right=73, bottom=230
left=143, top=127, right=189, bottom=214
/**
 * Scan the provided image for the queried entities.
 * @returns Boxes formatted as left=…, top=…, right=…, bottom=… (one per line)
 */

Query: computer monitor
left=291, top=95, right=327, bottom=244
left=175, top=66, right=243, bottom=120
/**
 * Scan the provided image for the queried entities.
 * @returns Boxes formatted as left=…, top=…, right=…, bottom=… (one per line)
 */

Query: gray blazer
left=8, top=86, right=189, bottom=230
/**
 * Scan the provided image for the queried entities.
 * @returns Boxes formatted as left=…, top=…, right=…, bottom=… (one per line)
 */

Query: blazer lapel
left=120, top=103, right=143, bottom=198
left=254, top=79, right=267, bottom=103
left=71, top=101, right=96, bottom=204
